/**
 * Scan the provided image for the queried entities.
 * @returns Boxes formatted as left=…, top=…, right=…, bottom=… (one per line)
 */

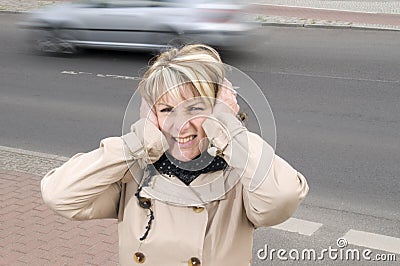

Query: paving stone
left=0, top=168, right=118, bottom=265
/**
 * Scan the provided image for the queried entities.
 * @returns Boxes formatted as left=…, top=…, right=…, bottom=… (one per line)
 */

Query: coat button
left=188, top=257, right=201, bottom=266
left=134, top=251, right=146, bottom=263
left=138, top=197, right=151, bottom=209
left=191, top=206, right=204, bottom=213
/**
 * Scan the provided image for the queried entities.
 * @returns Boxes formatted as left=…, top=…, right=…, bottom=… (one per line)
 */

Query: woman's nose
left=172, top=113, right=191, bottom=133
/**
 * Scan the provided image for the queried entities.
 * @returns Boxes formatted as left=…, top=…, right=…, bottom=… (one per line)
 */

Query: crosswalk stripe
left=271, top=217, right=323, bottom=236
left=343, top=229, right=400, bottom=254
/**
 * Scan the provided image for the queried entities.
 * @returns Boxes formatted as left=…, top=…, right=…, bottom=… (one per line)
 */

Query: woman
left=41, top=44, right=309, bottom=266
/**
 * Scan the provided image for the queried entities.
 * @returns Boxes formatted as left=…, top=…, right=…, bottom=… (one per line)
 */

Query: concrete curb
left=0, top=145, right=69, bottom=161
left=251, top=3, right=400, bottom=31
left=260, top=21, right=400, bottom=31
left=0, top=10, right=24, bottom=14
left=0, top=145, right=69, bottom=176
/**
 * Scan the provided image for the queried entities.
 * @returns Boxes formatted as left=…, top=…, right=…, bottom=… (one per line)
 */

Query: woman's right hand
left=140, top=98, right=159, bottom=129
left=124, top=99, right=166, bottom=164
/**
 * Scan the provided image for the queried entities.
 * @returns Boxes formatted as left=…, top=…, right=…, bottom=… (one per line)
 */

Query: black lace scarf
left=150, top=152, right=228, bottom=185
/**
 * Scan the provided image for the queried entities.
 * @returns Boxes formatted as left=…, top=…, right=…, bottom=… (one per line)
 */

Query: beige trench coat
left=41, top=113, right=309, bottom=266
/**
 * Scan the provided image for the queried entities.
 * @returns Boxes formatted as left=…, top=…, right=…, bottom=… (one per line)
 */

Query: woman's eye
left=189, top=106, right=204, bottom=112
left=160, top=107, right=173, bottom=112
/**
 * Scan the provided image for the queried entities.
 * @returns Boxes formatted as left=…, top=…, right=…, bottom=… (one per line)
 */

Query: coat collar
left=139, top=167, right=238, bottom=206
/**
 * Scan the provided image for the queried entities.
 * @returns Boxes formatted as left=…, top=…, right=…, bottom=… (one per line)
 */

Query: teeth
left=175, top=135, right=195, bottom=144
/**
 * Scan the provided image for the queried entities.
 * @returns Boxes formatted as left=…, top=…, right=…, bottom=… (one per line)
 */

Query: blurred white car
left=20, top=0, right=257, bottom=54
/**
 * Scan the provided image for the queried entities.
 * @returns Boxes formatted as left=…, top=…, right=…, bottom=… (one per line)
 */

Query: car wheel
left=33, top=28, right=59, bottom=54
left=167, top=34, right=193, bottom=49
left=56, top=28, right=79, bottom=55
left=33, top=25, right=78, bottom=55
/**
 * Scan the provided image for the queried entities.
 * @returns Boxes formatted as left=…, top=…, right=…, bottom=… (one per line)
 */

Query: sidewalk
left=0, top=147, right=118, bottom=265
left=1, top=0, right=400, bottom=31
left=250, top=1, right=400, bottom=31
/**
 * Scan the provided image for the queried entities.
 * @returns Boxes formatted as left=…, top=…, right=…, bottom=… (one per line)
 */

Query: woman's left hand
left=213, top=78, right=240, bottom=115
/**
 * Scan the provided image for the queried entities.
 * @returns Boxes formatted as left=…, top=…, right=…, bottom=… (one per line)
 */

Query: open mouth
left=173, top=135, right=196, bottom=144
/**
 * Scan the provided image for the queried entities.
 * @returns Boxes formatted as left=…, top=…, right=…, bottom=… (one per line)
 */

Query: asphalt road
left=1, top=13, right=399, bottom=263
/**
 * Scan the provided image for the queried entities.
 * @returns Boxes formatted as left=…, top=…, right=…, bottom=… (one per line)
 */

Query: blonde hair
left=138, top=44, right=225, bottom=106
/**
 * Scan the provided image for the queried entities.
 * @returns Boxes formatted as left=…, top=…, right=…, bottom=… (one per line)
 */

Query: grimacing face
left=154, top=86, right=214, bottom=161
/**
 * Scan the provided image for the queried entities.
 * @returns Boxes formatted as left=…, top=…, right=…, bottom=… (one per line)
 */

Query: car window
left=108, top=1, right=153, bottom=7
left=149, top=0, right=186, bottom=7
left=79, top=0, right=154, bottom=8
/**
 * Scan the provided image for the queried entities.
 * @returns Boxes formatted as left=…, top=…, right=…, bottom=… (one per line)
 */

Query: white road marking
left=342, top=229, right=400, bottom=254
left=273, top=71, right=400, bottom=84
left=61, top=71, right=140, bottom=80
left=271, top=217, right=323, bottom=236
left=61, top=71, right=81, bottom=75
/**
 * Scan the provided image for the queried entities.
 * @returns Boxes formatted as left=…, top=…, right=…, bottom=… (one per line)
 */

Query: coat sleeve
left=202, top=113, right=309, bottom=228
left=41, top=119, right=167, bottom=221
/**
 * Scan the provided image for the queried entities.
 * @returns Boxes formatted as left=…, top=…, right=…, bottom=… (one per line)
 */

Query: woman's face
left=154, top=86, right=213, bottom=161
